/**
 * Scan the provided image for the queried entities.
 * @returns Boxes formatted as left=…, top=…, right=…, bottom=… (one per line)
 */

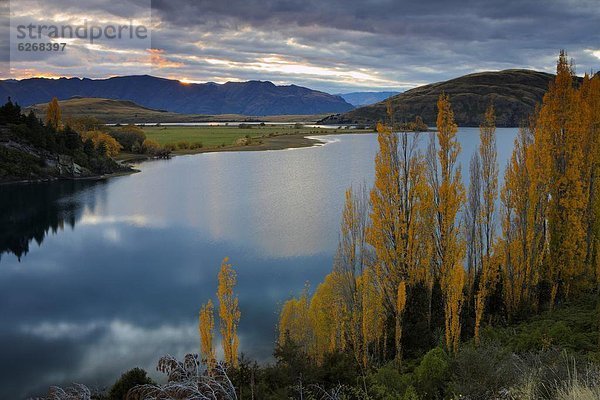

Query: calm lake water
left=0, top=128, right=517, bottom=398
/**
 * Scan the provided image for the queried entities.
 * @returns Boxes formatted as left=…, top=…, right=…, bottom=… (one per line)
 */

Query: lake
left=0, top=128, right=518, bottom=398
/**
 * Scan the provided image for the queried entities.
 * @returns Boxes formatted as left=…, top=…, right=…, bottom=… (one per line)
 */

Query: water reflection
left=0, top=180, right=105, bottom=261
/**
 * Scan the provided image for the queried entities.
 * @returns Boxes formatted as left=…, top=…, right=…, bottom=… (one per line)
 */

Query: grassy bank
left=143, top=124, right=370, bottom=153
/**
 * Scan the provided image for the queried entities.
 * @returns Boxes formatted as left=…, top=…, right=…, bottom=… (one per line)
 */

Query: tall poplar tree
left=218, top=257, right=240, bottom=367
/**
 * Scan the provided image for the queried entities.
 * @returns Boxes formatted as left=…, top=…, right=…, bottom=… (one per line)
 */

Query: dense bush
left=109, top=124, right=146, bottom=152
left=0, top=146, right=45, bottom=179
left=107, top=367, right=154, bottom=400
left=176, top=141, right=190, bottom=150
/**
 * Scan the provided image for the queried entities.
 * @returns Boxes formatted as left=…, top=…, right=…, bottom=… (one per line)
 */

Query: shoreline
left=2, top=133, right=341, bottom=185
left=0, top=168, right=140, bottom=186
left=117, top=131, right=370, bottom=163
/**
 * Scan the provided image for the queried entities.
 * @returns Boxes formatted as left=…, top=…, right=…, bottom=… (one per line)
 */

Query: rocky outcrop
left=0, top=139, right=95, bottom=183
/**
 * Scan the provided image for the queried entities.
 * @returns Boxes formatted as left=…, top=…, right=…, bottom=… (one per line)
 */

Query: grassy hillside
left=26, top=97, right=330, bottom=124
left=322, top=69, right=566, bottom=127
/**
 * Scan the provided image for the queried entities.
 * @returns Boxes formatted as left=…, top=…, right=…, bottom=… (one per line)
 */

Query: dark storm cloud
left=145, top=0, right=600, bottom=91
left=6, top=0, right=600, bottom=92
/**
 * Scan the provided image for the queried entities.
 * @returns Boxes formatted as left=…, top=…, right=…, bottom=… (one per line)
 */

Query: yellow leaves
left=368, top=105, right=428, bottom=323
left=395, top=280, right=407, bottom=362
left=277, top=274, right=348, bottom=362
left=533, top=51, right=592, bottom=305
left=199, top=299, right=215, bottom=368
left=309, top=273, right=347, bottom=360
left=217, top=257, right=240, bottom=367
left=396, top=281, right=407, bottom=315
left=431, top=93, right=466, bottom=352
left=196, top=257, right=240, bottom=369
left=501, top=125, right=540, bottom=318
left=142, top=138, right=161, bottom=154
left=498, top=51, right=599, bottom=315
left=276, top=266, right=387, bottom=367
left=443, top=264, right=465, bottom=354
left=278, top=286, right=312, bottom=353
left=436, top=93, right=460, bottom=178
left=45, top=97, right=62, bottom=130
left=81, top=130, right=122, bottom=157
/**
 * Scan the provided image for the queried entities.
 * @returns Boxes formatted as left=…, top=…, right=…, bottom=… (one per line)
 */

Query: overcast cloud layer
left=3, top=0, right=600, bottom=93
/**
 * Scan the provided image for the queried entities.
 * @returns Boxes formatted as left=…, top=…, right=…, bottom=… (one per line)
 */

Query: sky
left=2, top=0, right=600, bottom=93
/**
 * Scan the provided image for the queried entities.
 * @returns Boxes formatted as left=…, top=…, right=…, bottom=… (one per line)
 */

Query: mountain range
left=0, top=76, right=354, bottom=116
left=322, top=69, right=572, bottom=127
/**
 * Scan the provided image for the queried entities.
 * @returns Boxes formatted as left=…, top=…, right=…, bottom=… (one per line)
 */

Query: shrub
left=414, top=347, right=449, bottom=399
left=128, top=356, right=237, bottom=400
left=176, top=141, right=190, bottom=150
left=81, top=130, right=122, bottom=157
left=450, top=342, right=518, bottom=399
left=190, top=142, right=203, bottom=149
left=142, top=139, right=161, bottom=155
left=109, top=124, right=146, bottom=152
left=369, top=362, right=412, bottom=400
left=108, top=367, right=154, bottom=400
left=403, top=386, right=419, bottom=400
left=507, top=350, right=598, bottom=400
left=66, top=116, right=106, bottom=133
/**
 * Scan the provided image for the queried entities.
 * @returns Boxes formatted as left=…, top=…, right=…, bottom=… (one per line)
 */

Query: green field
left=142, top=125, right=358, bottom=148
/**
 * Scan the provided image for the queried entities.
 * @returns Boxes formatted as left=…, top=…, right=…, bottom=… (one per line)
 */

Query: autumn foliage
left=197, top=257, right=241, bottom=369
left=199, top=299, right=216, bottom=368
left=218, top=257, right=241, bottom=367
left=45, top=97, right=62, bottom=130
left=278, top=51, right=600, bottom=368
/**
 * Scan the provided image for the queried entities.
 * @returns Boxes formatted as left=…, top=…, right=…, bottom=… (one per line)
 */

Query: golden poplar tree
left=45, top=97, right=62, bottom=130
left=577, top=73, right=600, bottom=284
left=217, top=257, right=240, bottom=367
left=474, top=104, right=499, bottom=343
left=334, top=186, right=370, bottom=364
left=278, top=286, right=313, bottom=354
left=309, top=272, right=346, bottom=362
left=427, top=93, right=465, bottom=353
left=501, top=125, right=539, bottom=317
left=199, top=299, right=216, bottom=369
left=536, top=51, right=588, bottom=305
left=367, top=103, right=427, bottom=360
left=360, top=267, right=386, bottom=367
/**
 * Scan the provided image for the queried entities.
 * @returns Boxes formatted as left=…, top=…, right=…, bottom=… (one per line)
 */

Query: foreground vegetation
left=45, top=295, right=600, bottom=400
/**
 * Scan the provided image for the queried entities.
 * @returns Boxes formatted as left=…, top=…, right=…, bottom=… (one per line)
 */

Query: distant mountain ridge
left=338, top=91, right=400, bottom=107
left=0, top=75, right=354, bottom=116
left=322, top=69, right=574, bottom=127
